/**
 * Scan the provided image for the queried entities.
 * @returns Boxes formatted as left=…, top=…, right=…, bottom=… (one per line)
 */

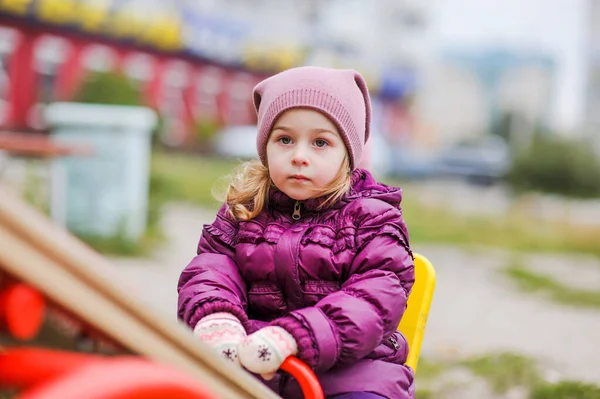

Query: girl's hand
left=193, top=312, right=246, bottom=366
left=237, top=326, right=298, bottom=380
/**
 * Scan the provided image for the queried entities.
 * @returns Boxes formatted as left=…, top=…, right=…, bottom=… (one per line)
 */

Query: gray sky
left=432, top=0, right=590, bottom=131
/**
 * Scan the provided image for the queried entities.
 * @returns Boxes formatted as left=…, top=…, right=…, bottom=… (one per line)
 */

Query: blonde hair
left=217, top=156, right=352, bottom=221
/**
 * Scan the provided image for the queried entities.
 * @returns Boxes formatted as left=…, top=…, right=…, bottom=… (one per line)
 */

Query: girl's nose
left=291, top=146, right=309, bottom=166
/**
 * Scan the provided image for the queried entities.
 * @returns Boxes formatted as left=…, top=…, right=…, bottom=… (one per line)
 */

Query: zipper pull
left=292, top=201, right=301, bottom=220
left=389, top=336, right=399, bottom=350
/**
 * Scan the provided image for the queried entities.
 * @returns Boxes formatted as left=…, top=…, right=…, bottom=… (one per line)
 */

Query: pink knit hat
left=252, top=66, right=372, bottom=170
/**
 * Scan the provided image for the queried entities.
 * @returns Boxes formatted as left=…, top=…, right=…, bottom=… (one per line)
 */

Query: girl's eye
left=278, top=137, right=292, bottom=145
left=314, top=139, right=328, bottom=148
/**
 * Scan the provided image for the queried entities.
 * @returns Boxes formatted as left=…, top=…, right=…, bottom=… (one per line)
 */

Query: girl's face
left=266, top=108, right=347, bottom=201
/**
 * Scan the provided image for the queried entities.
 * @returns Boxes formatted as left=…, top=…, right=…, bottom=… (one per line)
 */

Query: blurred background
left=1, top=1, right=600, bottom=398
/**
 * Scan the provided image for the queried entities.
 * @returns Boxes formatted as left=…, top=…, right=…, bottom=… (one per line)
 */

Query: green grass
left=504, top=262, right=600, bottom=309
left=530, top=380, right=600, bottom=399
left=150, top=150, right=239, bottom=211
left=75, top=224, right=164, bottom=257
left=460, top=352, right=542, bottom=394
left=415, top=389, right=434, bottom=399
left=418, top=353, right=600, bottom=398
left=415, top=357, right=448, bottom=381
left=398, top=196, right=600, bottom=259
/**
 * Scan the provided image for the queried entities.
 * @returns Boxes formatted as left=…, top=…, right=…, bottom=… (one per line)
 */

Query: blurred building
left=418, top=49, right=555, bottom=147
left=0, top=0, right=425, bottom=150
left=0, top=0, right=265, bottom=148
left=306, top=0, right=434, bottom=144
left=585, top=0, right=600, bottom=148
left=186, top=0, right=434, bottom=144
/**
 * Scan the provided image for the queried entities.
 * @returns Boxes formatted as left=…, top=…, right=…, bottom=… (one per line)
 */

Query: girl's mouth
left=290, top=174, right=310, bottom=181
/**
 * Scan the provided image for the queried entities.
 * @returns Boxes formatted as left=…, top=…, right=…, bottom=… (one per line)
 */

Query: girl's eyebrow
left=272, top=125, right=337, bottom=136
left=313, top=128, right=338, bottom=136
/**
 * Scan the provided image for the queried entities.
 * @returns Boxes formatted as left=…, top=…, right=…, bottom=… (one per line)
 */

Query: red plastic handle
left=0, top=283, right=45, bottom=340
left=15, top=358, right=218, bottom=399
left=280, top=356, right=324, bottom=399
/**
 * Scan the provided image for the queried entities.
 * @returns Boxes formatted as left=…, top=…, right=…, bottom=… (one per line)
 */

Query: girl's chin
left=281, top=189, right=313, bottom=201
left=286, top=194, right=312, bottom=201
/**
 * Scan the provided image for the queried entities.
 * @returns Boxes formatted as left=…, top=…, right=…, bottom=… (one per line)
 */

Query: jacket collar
left=267, top=168, right=402, bottom=214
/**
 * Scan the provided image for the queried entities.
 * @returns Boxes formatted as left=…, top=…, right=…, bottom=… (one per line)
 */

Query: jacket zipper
left=292, top=201, right=301, bottom=220
left=389, top=335, right=400, bottom=350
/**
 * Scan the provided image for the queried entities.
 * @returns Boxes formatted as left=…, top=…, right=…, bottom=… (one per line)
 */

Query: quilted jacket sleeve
left=177, top=204, right=249, bottom=329
left=272, top=199, right=414, bottom=372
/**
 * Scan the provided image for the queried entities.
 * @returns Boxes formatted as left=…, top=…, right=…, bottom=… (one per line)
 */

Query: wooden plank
left=0, top=187, right=280, bottom=399
left=0, top=132, right=91, bottom=158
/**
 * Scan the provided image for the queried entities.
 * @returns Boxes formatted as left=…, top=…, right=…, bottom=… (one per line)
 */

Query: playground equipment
left=0, top=188, right=435, bottom=399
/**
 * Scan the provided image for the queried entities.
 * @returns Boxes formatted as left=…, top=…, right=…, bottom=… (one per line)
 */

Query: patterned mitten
left=193, top=312, right=246, bottom=366
left=237, top=326, right=298, bottom=380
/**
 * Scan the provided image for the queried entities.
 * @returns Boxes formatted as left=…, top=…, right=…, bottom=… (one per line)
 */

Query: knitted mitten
left=237, top=326, right=298, bottom=380
left=193, top=312, right=246, bottom=365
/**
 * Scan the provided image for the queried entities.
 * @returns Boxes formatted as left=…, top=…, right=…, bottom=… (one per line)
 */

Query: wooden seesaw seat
left=0, top=187, right=281, bottom=399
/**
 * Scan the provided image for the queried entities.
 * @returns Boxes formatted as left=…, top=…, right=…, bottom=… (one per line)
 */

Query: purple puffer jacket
left=178, top=169, right=415, bottom=399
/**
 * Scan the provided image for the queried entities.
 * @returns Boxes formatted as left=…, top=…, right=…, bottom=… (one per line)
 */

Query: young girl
left=177, top=66, right=415, bottom=399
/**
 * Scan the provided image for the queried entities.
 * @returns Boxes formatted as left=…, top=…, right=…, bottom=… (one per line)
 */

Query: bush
left=74, top=71, right=143, bottom=106
left=194, top=118, right=221, bottom=153
left=196, top=119, right=221, bottom=142
left=505, top=132, right=600, bottom=198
